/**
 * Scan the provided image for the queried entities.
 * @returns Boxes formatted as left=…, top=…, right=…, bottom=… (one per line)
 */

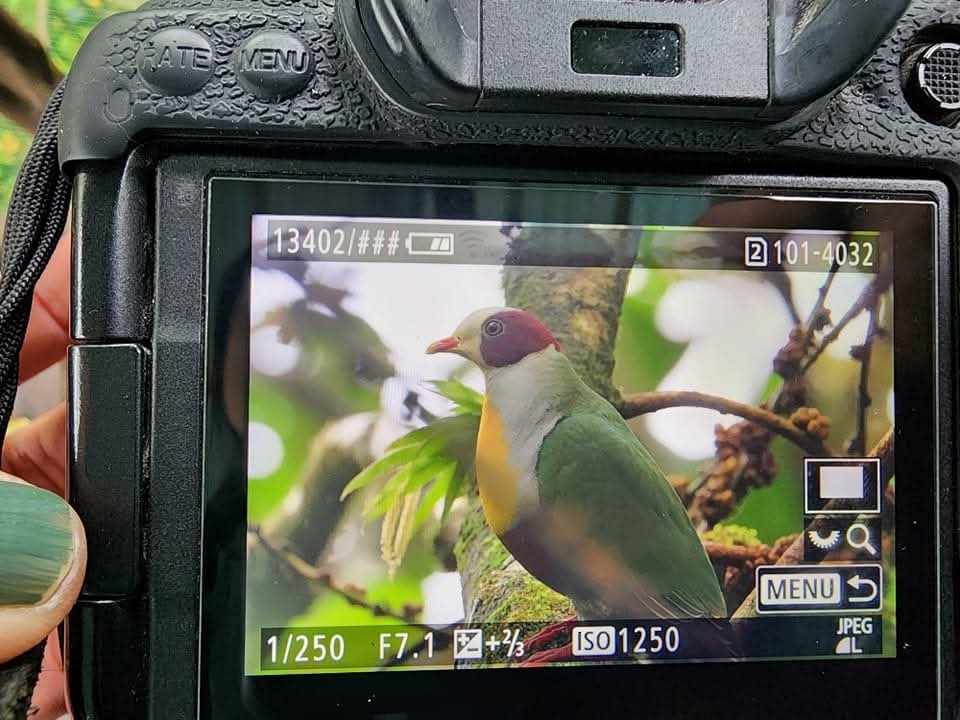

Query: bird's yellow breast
left=475, top=395, right=520, bottom=536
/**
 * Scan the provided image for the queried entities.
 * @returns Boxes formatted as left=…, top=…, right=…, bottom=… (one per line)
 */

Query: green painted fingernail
left=0, top=481, right=73, bottom=606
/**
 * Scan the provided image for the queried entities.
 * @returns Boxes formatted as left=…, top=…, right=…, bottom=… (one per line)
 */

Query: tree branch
left=0, top=8, right=60, bottom=131
left=779, top=275, right=803, bottom=327
left=682, top=262, right=842, bottom=530
left=250, top=527, right=421, bottom=624
left=803, top=263, right=839, bottom=346
left=848, top=298, right=879, bottom=455
left=703, top=541, right=772, bottom=565
left=801, top=277, right=883, bottom=374
left=619, top=390, right=834, bottom=457
left=871, top=426, right=895, bottom=480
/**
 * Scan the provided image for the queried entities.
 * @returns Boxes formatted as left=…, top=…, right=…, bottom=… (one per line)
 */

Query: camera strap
left=0, top=82, right=72, bottom=459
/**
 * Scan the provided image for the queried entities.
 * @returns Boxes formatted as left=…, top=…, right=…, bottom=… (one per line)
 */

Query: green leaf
left=384, top=424, right=439, bottom=451
left=363, top=451, right=443, bottom=520
left=398, top=455, right=453, bottom=495
left=412, top=461, right=458, bottom=531
left=441, top=471, right=465, bottom=523
left=345, top=412, right=479, bottom=502
left=430, top=379, right=483, bottom=415
left=340, top=443, right=422, bottom=499
left=342, top=396, right=479, bottom=571
left=428, top=414, right=481, bottom=469
left=364, top=465, right=414, bottom=519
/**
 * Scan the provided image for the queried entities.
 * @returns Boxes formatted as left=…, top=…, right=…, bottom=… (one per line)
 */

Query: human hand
left=0, top=236, right=86, bottom=720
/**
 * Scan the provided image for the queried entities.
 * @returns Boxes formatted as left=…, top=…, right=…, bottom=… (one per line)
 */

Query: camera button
left=236, top=31, right=315, bottom=101
left=68, top=344, right=146, bottom=596
left=138, top=28, right=215, bottom=96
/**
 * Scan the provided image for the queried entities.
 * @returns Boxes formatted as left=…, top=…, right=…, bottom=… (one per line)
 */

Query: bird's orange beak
left=426, top=336, right=460, bottom=355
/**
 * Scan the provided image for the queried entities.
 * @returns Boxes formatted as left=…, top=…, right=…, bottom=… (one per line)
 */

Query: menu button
left=237, top=31, right=314, bottom=101
left=756, top=565, right=882, bottom=614
left=758, top=571, right=841, bottom=608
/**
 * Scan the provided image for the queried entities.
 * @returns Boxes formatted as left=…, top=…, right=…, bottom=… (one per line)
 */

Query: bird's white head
left=426, top=307, right=561, bottom=371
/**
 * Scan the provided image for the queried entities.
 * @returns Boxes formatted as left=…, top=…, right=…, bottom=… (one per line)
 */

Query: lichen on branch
left=455, top=501, right=573, bottom=626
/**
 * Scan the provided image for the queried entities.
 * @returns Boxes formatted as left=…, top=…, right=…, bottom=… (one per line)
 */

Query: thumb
left=0, top=472, right=86, bottom=664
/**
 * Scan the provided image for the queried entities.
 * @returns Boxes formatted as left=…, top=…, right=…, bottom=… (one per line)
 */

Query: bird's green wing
left=536, top=410, right=726, bottom=619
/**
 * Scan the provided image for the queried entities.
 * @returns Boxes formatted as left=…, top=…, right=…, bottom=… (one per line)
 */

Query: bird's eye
left=483, top=318, right=504, bottom=337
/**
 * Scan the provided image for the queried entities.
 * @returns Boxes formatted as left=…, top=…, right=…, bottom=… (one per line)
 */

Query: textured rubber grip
left=60, top=0, right=378, bottom=166
left=59, top=0, right=960, bottom=167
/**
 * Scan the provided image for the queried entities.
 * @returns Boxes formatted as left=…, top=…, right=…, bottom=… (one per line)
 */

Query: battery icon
left=406, top=231, right=455, bottom=256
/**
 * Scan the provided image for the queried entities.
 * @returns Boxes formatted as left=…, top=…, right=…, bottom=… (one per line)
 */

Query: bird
left=427, top=307, right=726, bottom=657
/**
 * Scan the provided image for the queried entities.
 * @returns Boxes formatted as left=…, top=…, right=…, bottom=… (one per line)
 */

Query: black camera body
left=61, top=1, right=957, bottom=718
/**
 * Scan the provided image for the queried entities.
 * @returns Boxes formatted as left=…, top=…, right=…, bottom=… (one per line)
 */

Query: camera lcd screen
left=238, top=181, right=925, bottom=676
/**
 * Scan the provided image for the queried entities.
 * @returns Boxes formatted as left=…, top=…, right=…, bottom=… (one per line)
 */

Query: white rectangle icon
left=571, top=626, right=617, bottom=657
left=758, top=572, right=842, bottom=607
left=819, top=465, right=864, bottom=499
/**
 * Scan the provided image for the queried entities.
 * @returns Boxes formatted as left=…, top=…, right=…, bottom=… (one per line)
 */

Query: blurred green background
left=0, top=0, right=138, bottom=218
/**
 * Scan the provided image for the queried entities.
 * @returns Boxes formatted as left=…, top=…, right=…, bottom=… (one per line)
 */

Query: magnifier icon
left=846, top=522, right=878, bottom=556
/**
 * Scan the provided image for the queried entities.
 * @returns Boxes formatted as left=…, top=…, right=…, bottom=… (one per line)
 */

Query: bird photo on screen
left=427, top=307, right=726, bottom=661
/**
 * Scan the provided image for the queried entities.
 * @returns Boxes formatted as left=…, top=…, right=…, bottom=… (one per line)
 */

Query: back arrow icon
left=847, top=575, right=878, bottom=603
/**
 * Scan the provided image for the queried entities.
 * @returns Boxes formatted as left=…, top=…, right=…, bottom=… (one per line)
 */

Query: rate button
left=139, top=29, right=215, bottom=96
left=756, top=564, right=882, bottom=614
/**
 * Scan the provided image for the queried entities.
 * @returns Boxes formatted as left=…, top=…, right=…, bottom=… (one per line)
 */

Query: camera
left=48, top=0, right=957, bottom=717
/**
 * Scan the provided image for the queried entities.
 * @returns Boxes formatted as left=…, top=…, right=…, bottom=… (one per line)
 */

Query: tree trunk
left=0, top=8, right=60, bottom=132
left=455, top=227, right=634, bottom=626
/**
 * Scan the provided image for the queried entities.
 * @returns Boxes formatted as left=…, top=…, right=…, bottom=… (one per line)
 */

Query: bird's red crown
left=478, top=309, right=561, bottom=368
